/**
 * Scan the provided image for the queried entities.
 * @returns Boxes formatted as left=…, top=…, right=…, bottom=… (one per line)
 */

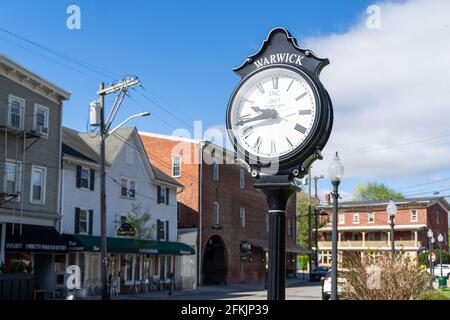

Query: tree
left=296, top=192, right=326, bottom=265
left=127, top=203, right=153, bottom=240
left=354, top=182, right=405, bottom=201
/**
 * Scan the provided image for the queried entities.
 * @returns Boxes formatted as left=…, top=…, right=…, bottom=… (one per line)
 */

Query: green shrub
left=298, top=255, right=309, bottom=270
left=419, top=250, right=450, bottom=266
left=419, top=290, right=450, bottom=300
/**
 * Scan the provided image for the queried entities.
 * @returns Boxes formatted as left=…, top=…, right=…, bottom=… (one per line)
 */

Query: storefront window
left=125, top=254, right=133, bottom=283
left=134, top=255, right=141, bottom=281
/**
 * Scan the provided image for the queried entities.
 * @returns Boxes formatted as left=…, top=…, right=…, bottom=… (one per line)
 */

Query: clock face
left=229, top=66, right=318, bottom=160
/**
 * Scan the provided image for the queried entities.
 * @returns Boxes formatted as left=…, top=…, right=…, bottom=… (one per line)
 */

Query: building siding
left=0, top=73, right=62, bottom=221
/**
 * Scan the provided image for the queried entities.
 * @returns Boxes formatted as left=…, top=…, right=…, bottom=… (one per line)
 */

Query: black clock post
left=254, top=175, right=298, bottom=300
left=226, top=28, right=333, bottom=300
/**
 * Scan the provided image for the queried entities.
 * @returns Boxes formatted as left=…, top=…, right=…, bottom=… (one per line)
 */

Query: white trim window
left=33, top=104, right=49, bottom=136
left=30, top=166, right=46, bottom=204
left=213, top=159, right=219, bottom=181
left=4, top=160, right=22, bottom=195
left=120, top=177, right=136, bottom=198
left=240, top=207, right=245, bottom=228
left=338, top=213, right=345, bottom=225
left=79, top=209, right=88, bottom=235
left=80, top=168, right=90, bottom=189
left=213, top=201, right=220, bottom=225
left=353, top=213, right=360, bottom=224
left=8, top=95, right=25, bottom=130
left=410, top=209, right=418, bottom=222
left=172, top=155, right=181, bottom=177
left=368, top=212, right=375, bottom=223
left=239, top=168, right=245, bottom=189
left=125, top=144, right=134, bottom=165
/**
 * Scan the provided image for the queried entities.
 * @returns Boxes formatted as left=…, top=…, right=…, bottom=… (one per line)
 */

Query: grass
left=440, top=287, right=450, bottom=298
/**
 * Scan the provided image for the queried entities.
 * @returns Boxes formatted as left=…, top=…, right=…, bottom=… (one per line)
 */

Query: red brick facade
left=316, top=198, right=449, bottom=266
left=140, top=133, right=298, bottom=284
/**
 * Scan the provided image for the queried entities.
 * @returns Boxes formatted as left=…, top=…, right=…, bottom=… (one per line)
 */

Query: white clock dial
left=230, top=67, right=317, bottom=159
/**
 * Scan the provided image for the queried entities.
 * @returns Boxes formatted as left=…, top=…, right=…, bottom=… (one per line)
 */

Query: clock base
left=254, top=175, right=299, bottom=300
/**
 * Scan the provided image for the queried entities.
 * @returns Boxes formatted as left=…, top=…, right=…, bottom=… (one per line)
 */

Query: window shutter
left=76, top=166, right=81, bottom=188
left=157, top=186, right=161, bottom=204
left=165, top=221, right=169, bottom=241
left=89, top=169, right=95, bottom=191
left=89, top=210, right=93, bottom=235
left=165, top=188, right=169, bottom=205
left=74, top=207, right=80, bottom=234
left=156, top=219, right=161, bottom=241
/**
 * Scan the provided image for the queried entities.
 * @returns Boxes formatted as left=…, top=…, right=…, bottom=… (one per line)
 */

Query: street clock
left=226, top=27, right=333, bottom=177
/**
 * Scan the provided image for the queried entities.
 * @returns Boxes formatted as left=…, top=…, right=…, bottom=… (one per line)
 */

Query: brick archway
left=202, top=235, right=228, bottom=285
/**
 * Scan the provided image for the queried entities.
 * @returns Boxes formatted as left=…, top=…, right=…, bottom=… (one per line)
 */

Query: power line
left=396, top=177, right=450, bottom=191
left=0, top=27, right=119, bottom=81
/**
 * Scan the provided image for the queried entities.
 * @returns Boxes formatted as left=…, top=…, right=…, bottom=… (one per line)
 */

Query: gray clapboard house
left=0, top=55, right=70, bottom=294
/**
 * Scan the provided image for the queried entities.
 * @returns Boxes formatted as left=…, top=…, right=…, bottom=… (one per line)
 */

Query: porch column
left=362, top=232, right=366, bottom=247
left=387, top=231, right=391, bottom=243
left=338, top=232, right=342, bottom=246
left=414, top=230, right=418, bottom=247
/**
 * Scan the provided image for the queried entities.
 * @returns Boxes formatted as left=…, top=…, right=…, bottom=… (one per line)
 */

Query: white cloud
left=304, top=0, right=450, bottom=180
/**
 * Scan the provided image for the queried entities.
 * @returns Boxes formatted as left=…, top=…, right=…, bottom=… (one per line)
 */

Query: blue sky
left=1, top=0, right=450, bottom=200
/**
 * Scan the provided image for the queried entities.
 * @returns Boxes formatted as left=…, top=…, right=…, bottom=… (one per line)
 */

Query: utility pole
left=95, top=77, right=141, bottom=300
left=313, top=175, right=324, bottom=268
left=99, top=82, right=108, bottom=300
left=308, top=169, right=312, bottom=278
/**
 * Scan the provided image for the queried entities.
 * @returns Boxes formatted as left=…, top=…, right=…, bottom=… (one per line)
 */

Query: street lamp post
left=427, top=229, right=434, bottom=278
left=386, top=200, right=397, bottom=257
left=438, top=233, right=444, bottom=277
left=328, top=152, right=344, bottom=301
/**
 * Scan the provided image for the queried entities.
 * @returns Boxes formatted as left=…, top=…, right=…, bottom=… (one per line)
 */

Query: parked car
left=321, top=271, right=347, bottom=300
left=432, top=264, right=450, bottom=279
left=310, top=267, right=329, bottom=281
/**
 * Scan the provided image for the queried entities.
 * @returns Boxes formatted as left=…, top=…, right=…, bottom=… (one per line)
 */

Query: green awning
left=63, top=234, right=194, bottom=255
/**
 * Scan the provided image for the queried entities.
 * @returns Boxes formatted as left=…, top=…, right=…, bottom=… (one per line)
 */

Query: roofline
left=318, top=224, right=427, bottom=232
left=317, top=197, right=450, bottom=211
left=0, top=54, right=71, bottom=100
left=138, top=131, right=204, bottom=144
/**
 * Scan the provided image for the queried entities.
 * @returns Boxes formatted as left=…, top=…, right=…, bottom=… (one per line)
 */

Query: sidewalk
left=78, top=276, right=311, bottom=300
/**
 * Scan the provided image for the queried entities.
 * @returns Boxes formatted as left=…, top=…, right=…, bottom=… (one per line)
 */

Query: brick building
left=139, top=132, right=305, bottom=285
left=316, top=197, right=450, bottom=267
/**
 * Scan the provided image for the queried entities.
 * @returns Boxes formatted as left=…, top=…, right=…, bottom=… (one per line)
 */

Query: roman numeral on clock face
left=294, top=123, right=307, bottom=134
left=272, top=76, right=279, bottom=90
left=295, top=92, right=307, bottom=101
left=256, top=83, right=265, bottom=94
left=298, top=109, right=312, bottom=115
left=271, top=140, right=276, bottom=154
left=286, top=137, right=293, bottom=147
left=254, top=136, right=262, bottom=151
left=242, top=126, right=254, bottom=138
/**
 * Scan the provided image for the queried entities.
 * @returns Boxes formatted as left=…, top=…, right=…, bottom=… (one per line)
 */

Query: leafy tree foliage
left=354, top=182, right=405, bottom=201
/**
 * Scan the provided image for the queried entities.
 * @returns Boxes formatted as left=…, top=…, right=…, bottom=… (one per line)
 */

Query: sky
left=1, top=0, right=450, bottom=201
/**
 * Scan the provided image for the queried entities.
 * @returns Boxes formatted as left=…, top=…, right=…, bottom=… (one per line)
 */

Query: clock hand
left=235, top=109, right=278, bottom=126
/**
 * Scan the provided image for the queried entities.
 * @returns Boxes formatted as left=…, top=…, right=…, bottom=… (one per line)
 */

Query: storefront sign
left=117, top=223, right=136, bottom=237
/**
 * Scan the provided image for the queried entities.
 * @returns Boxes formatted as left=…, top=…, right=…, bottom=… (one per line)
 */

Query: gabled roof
left=62, top=127, right=100, bottom=164
left=317, top=197, right=450, bottom=211
left=62, top=127, right=182, bottom=189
